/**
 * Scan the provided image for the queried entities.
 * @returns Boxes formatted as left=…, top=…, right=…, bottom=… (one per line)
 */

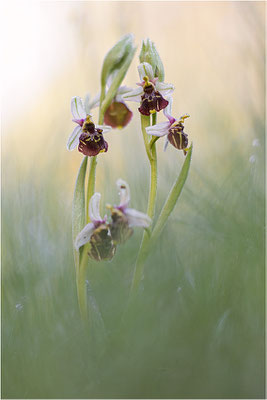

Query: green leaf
left=151, top=144, right=193, bottom=241
left=72, top=156, right=88, bottom=268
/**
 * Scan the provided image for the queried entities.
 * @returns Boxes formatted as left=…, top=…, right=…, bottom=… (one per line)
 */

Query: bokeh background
left=2, top=1, right=265, bottom=398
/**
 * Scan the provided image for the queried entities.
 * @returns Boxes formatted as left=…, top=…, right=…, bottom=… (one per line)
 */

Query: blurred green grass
left=2, top=116, right=264, bottom=398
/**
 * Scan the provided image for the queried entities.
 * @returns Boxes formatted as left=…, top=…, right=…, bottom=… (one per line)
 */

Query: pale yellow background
left=2, top=1, right=264, bottom=195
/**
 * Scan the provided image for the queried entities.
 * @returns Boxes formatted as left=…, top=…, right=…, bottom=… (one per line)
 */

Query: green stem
left=141, top=115, right=153, bottom=162
left=150, top=135, right=160, bottom=150
left=130, top=113, right=158, bottom=294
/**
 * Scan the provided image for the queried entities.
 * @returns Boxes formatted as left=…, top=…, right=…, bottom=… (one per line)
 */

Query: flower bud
left=100, top=34, right=136, bottom=118
left=101, top=34, right=135, bottom=90
left=139, top=38, right=165, bottom=82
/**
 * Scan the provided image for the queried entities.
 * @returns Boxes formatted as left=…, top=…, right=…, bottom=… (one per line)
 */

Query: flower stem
left=130, top=113, right=158, bottom=294
left=141, top=115, right=153, bottom=162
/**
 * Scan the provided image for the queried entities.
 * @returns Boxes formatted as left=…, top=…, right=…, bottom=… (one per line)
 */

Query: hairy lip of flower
left=87, top=224, right=116, bottom=262
left=78, top=131, right=108, bottom=157
left=167, top=127, right=188, bottom=152
left=108, top=207, right=134, bottom=245
left=104, top=100, right=133, bottom=128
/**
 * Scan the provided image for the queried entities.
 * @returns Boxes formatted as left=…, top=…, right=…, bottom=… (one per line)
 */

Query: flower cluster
left=67, top=61, right=190, bottom=157
left=75, top=180, right=151, bottom=261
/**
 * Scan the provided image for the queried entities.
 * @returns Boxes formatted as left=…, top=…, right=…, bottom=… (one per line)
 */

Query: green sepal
left=151, top=144, right=193, bottom=241
left=72, top=156, right=88, bottom=269
left=139, top=38, right=165, bottom=82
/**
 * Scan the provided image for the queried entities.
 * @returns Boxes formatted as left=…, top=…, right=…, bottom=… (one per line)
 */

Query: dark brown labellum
left=104, top=101, right=133, bottom=128
left=167, top=122, right=188, bottom=153
left=78, top=130, right=108, bottom=157
left=109, top=208, right=133, bottom=245
left=88, top=224, right=116, bottom=261
left=138, top=83, right=169, bottom=116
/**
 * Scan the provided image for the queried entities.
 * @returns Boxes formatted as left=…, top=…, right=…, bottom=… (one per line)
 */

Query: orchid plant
left=68, top=34, right=193, bottom=323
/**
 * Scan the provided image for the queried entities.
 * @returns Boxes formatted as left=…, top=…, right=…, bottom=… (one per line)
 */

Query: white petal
left=156, top=82, right=175, bottom=97
left=75, top=222, right=95, bottom=250
left=89, top=193, right=102, bottom=223
left=117, top=85, right=133, bottom=95
left=124, top=208, right=151, bottom=228
left=163, top=96, right=173, bottom=117
left=90, top=92, right=100, bottom=109
left=114, top=94, right=124, bottom=103
left=164, top=137, right=169, bottom=152
left=138, top=62, right=154, bottom=81
left=122, top=87, right=142, bottom=102
left=67, top=125, right=82, bottom=150
left=84, top=94, right=91, bottom=114
left=116, top=179, right=130, bottom=208
left=71, top=96, right=86, bottom=119
left=96, top=125, right=112, bottom=134
left=146, top=121, right=170, bottom=137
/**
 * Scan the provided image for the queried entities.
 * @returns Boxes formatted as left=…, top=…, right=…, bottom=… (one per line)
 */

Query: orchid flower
left=122, top=62, right=174, bottom=115
left=146, top=98, right=190, bottom=155
left=75, top=193, right=116, bottom=261
left=67, top=96, right=112, bottom=156
left=107, top=179, right=151, bottom=244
